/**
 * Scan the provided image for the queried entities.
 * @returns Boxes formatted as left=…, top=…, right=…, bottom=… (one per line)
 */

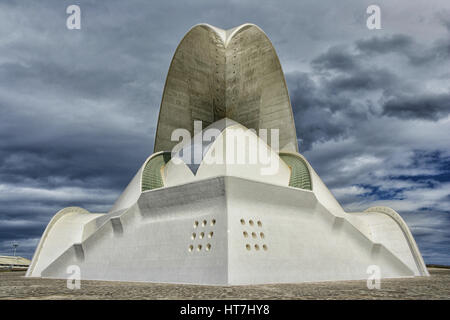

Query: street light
left=11, top=242, right=18, bottom=270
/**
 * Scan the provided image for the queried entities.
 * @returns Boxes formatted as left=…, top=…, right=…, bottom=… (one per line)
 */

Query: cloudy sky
left=0, top=0, right=449, bottom=265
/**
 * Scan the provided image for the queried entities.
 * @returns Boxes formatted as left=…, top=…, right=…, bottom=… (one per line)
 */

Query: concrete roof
left=0, top=255, right=31, bottom=266
left=154, top=23, right=298, bottom=153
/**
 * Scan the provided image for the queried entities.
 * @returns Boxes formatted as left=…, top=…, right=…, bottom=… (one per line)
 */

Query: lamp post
left=11, top=242, right=18, bottom=270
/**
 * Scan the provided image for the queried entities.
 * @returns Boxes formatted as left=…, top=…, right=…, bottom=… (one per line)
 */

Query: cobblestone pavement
left=0, top=268, right=449, bottom=300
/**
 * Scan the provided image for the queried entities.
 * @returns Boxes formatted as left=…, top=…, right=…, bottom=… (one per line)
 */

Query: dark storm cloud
left=310, top=45, right=398, bottom=94
left=287, top=26, right=450, bottom=152
left=444, top=20, right=450, bottom=33
left=286, top=72, right=357, bottom=151
left=356, top=33, right=450, bottom=65
left=287, top=46, right=396, bottom=150
left=401, top=209, right=450, bottom=265
left=0, top=61, right=134, bottom=99
left=312, top=46, right=358, bottom=71
left=325, top=68, right=396, bottom=92
left=382, top=94, right=450, bottom=120
left=356, top=34, right=414, bottom=55
left=0, top=103, right=148, bottom=189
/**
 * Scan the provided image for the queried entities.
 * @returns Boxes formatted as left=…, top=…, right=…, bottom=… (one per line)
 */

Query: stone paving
left=0, top=268, right=449, bottom=300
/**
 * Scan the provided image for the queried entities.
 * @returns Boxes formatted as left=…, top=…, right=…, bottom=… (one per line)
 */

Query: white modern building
left=26, top=23, right=429, bottom=285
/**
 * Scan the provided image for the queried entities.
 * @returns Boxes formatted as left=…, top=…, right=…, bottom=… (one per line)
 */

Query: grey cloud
left=0, top=61, right=135, bottom=99
left=287, top=26, right=450, bottom=156
left=312, top=46, right=358, bottom=71
left=286, top=72, right=355, bottom=151
left=356, top=34, right=450, bottom=65
left=356, top=34, right=414, bottom=55
left=325, top=68, right=396, bottom=92
left=309, top=44, right=398, bottom=94
left=382, top=94, right=450, bottom=120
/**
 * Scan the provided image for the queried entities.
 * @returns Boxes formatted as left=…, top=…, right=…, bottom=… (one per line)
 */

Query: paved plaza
left=1, top=268, right=449, bottom=300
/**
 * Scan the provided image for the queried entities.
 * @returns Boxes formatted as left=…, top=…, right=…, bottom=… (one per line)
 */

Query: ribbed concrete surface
left=154, top=24, right=298, bottom=153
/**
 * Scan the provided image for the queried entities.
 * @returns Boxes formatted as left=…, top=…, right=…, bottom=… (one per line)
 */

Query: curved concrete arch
left=224, top=23, right=253, bottom=47
left=109, top=151, right=169, bottom=213
left=154, top=24, right=226, bottom=152
left=26, top=207, right=100, bottom=277
left=364, top=206, right=429, bottom=276
left=224, top=24, right=298, bottom=152
left=154, top=23, right=298, bottom=153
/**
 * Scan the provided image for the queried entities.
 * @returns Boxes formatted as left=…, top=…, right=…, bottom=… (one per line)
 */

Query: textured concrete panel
left=154, top=24, right=298, bottom=153
left=154, top=25, right=226, bottom=151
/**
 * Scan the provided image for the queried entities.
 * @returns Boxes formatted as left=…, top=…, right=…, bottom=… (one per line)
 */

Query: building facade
left=26, top=24, right=429, bottom=285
